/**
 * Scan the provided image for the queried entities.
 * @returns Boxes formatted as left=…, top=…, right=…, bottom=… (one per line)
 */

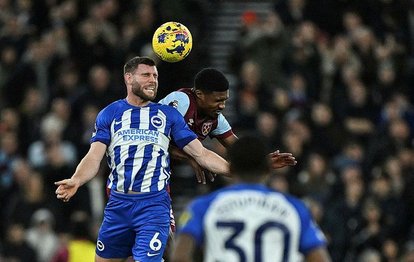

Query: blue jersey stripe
left=132, top=144, right=153, bottom=191
left=150, top=148, right=164, bottom=191
left=112, top=145, right=121, bottom=189
left=130, top=109, right=140, bottom=129
left=91, top=100, right=197, bottom=193
left=123, top=145, right=138, bottom=191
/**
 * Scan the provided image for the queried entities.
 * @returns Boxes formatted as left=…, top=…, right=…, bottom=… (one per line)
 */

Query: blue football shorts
left=96, top=190, right=171, bottom=261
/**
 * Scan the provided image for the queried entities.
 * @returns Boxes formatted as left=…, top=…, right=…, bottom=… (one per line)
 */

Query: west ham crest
left=201, top=122, right=213, bottom=136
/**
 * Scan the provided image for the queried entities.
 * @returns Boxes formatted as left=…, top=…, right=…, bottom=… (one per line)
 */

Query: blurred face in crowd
left=256, top=112, right=278, bottom=137
left=1, top=132, right=18, bottom=155
left=89, top=65, right=110, bottom=92
left=311, top=103, right=332, bottom=126
left=241, top=60, right=261, bottom=88
left=1, top=45, right=17, bottom=66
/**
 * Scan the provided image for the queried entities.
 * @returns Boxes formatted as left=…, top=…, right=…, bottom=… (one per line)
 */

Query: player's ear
left=124, top=72, right=132, bottom=84
left=194, top=89, right=204, bottom=99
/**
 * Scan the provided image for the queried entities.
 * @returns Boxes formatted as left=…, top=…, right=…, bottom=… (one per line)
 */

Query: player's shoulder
left=96, top=99, right=125, bottom=118
left=219, top=184, right=308, bottom=211
left=189, top=188, right=224, bottom=211
left=103, top=99, right=126, bottom=110
left=151, top=102, right=184, bottom=119
left=100, top=99, right=128, bottom=111
left=275, top=190, right=311, bottom=216
left=159, top=89, right=192, bottom=116
left=153, top=101, right=179, bottom=111
left=194, top=184, right=265, bottom=206
left=159, top=90, right=190, bottom=106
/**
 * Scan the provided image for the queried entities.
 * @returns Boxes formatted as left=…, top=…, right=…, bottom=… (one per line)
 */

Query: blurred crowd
left=225, top=1, right=414, bottom=261
left=0, top=0, right=413, bottom=261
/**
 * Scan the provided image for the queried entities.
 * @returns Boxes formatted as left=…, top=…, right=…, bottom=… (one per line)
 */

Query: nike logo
left=114, top=120, right=122, bottom=125
left=147, top=252, right=160, bottom=257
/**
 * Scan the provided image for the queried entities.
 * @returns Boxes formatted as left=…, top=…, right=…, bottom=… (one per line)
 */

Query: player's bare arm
left=170, top=234, right=195, bottom=262
left=183, top=139, right=230, bottom=177
left=306, top=247, right=332, bottom=262
left=218, top=135, right=297, bottom=169
left=169, top=145, right=215, bottom=184
left=217, top=134, right=238, bottom=148
left=55, top=141, right=107, bottom=202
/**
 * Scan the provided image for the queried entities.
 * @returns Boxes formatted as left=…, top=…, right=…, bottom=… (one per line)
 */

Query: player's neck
left=197, top=108, right=209, bottom=119
left=125, top=96, right=151, bottom=107
left=195, top=104, right=213, bottom=119
left=233, top=175, right=267, bottom=184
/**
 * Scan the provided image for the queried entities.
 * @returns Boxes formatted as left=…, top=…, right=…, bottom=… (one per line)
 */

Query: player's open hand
left=55, top=178, right=80, bottom=202
left=188, top=158, right=216, bottom=184
left=199, top=169, right=217, bottom=183
left=269, top=150, right=297, bottom=169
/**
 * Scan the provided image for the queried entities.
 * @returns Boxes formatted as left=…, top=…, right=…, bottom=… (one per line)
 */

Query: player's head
left=227, top=135, right=270, bottom=182
left=194, top=68, right=229, bottom=92
left=123, top=56, right=158, bottom=101
left=124, top=56, right=156, bottom=74
left=193, top=68, right=229, bottom=118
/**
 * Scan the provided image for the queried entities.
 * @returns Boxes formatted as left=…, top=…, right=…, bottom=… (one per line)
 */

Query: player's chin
left=212, top=111, right=221, bottom=118
left=143, top=92, right=157, bottom=101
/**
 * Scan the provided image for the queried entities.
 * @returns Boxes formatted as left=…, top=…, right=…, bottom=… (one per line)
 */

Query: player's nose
left=149, top=74, right=158, bottom=82
left=218, top=102, right=225, bottom=110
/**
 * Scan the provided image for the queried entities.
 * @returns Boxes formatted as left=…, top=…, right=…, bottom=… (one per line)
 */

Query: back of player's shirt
left=179, top=184, right=327, bottom=262
left=91, top=99, right=197, bottom=193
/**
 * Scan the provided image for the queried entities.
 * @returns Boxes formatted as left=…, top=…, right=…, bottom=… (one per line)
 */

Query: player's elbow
left=170, top=234, right=196, bottom=262
left=170, top=256, right=191, bottom=262
left=306, top=247, right=332, bottom=262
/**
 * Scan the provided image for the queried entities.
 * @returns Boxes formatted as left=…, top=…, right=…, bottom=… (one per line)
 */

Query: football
left=152, top=21, right=193, bottom=63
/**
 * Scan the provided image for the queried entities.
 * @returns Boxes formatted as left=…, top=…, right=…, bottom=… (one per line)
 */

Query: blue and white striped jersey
left=91, top=99, right=197, bottom=193
left=178, top=184, right=327, bottom=262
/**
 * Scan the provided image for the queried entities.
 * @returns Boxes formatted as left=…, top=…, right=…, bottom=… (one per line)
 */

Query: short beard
left=131, top=81, right=157, bottom=101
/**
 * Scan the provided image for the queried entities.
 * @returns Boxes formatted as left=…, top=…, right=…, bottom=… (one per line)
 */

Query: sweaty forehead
left=136, top=64, right=157, bottom=74
left=205, top=90, right=229, bottom=100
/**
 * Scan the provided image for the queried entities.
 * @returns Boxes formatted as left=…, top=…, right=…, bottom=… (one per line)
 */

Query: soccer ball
left=152, top=21, right=193, bottom=63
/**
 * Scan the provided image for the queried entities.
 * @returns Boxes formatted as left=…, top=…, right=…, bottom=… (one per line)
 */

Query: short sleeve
left=168, top=107, right=197, bottom=149
left=158, top=91, right=190, bottom=117
left=293, top=199, right=327, bottom=254
left=210, top=113, right=232, bottom=137
left=177, top=198, right=208, bottom=246
left=90, top=108, right=112, bottom=145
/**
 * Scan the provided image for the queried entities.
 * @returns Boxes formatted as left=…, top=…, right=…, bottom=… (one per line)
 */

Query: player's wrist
left=70, top=176, right=82, bottom=188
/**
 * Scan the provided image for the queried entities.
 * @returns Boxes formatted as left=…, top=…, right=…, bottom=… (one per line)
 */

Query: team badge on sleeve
left=178, top=211, right=192, bottom=227
left=168, top=100, right=179, bottom=108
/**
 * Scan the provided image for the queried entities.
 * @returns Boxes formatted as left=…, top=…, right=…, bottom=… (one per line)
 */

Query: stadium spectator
left=3, top=223, right=38, bottom=262
left=26, top=209, right=60, bottom=262
left=51, top=211, right=96, bottom=262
